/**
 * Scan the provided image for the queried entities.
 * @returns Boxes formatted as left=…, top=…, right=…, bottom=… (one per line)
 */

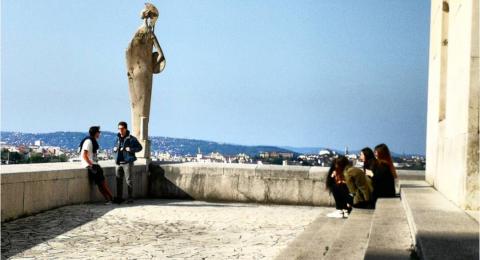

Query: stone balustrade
left=1, top=161, right=424, bottom=222
left=1, top=161, right=149, bottom=222
left=149, top=162, right=333, bottom=206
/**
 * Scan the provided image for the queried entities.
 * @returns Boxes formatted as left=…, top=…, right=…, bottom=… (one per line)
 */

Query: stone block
left=256, top=165, right=309, bottom=179
left=312, top=180, right=332, bottom=206
left=23, top=179, right=68, bottom=215
left=203, top=174, right=239, bottom=202
left=1, top=182, right=24, bottom=221
left=297, top=179, right=314, bottom=205
left=308, top=167, right=329, bottom=181
left=222, top=163, right=257, bottom=177
left=237, top=176, right=266, bottom=202
left=66, top=177, right=91, bottom=204
left=265, top=179, right=299, bottom=205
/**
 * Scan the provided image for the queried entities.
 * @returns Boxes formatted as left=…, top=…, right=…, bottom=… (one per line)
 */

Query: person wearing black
left=326, top=158, right=353, bottom=218
left=113, top=121, right=143, bottom=204
left=373, top=144, right=396, bottom=198
left=80, top=126, right=113, bottom=204
left=360, top=147, right=395, bottom=208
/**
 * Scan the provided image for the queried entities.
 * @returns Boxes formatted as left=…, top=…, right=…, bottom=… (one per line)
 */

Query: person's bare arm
left=83, top=150, right=93, bottom=167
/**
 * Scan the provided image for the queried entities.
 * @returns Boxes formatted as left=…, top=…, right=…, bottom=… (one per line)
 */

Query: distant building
left=259, top=151, right=294, bottom=159
left=209, top=152, right=226, bottom=162
left=318, top=149, right=331, bottom=156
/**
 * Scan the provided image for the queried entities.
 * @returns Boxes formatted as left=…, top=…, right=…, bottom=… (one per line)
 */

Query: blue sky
left=1, top=0, right=430, bottom=154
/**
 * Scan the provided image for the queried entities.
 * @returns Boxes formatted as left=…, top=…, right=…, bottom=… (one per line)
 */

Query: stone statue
left=126, top=3, right=165, bottom=159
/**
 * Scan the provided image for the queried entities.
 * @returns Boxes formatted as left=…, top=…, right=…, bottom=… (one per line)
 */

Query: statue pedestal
left=136, top=139, right=151, bottom=160
left=135, top=139, right=151, bottom=173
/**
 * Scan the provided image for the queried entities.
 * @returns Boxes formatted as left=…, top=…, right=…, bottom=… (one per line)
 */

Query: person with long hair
left=340, top=154, right=373, bottom=208
left=371, top=144, right=396, bottom=198
left=325, top=158, right=352, bottom=218
left=360, top=147, right=376, bottom=177
left=374, top=143, right=398, bottom=178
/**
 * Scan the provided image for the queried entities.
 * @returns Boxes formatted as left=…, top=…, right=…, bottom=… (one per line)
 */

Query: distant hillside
left=0, top=131, right=295, bottom=157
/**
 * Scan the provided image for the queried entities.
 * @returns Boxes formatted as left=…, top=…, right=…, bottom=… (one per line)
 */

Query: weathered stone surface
left=0, top=183, right=24, bottom=221
left=402, top=186, right=479, bottom=260
left=275, top=216, right=346, bottom=260
left=324, top=209, right=374, bottom=260
left=1, top=200, right=326, bottom=259
left=256, top=165, right=309, bottom=179
left=426, top=0, right=479, bottom=210
left=126, top=3, right=165, bottom=159
left=1, top=161, right=148, bottom=222
left=364, top=198, right=414, bottom=260
left=152, top=163, right=338, bottom=206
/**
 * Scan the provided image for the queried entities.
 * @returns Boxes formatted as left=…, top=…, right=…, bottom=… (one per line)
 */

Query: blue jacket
left=114, top=131, right=142, bottom=164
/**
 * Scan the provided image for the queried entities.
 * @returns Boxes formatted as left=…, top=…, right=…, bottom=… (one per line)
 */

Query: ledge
left=1, top=162, right=424, bottom=222
left=1, top=161, right=149, bottom=222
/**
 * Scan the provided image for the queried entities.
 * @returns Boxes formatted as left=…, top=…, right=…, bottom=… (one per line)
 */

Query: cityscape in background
left=0, top=131, right=425, bottom=170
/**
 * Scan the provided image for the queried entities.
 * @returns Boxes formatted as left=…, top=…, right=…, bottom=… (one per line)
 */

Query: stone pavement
left=2, top=199, right=329, bottom=259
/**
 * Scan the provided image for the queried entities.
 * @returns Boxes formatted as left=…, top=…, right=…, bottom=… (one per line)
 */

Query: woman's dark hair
left=88, top=126, right=101, bottom=137
left=375, top=143, right=397, bottom=178
left=118, top=121, right=128, bottom=129
left=326, top=159, right=336, bottom=191
left=361, top=147, right=376, bottom=172
left=334, top=156, right=350, bottom=183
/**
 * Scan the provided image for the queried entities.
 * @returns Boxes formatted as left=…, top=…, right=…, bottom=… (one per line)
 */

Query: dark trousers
left=88, top=164, right=105, bottom=185
left=331, top=183, right=352, bottom=210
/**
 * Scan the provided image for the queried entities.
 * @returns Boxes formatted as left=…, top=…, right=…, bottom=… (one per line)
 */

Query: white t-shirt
left=80, top=139, right=98, bottom=168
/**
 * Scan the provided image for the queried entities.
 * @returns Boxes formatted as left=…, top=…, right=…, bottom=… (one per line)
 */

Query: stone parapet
left=150, top=163, right=424, bottom=207
left=1, top=161, right=424, bottom=222
left=1, top=161, right=149, bottom=222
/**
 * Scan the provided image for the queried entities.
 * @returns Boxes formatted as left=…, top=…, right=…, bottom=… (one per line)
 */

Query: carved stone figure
left=126, top=3, right=165, bottom=159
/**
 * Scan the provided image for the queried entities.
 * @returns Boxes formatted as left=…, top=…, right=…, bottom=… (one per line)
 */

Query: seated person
left=373, top=144, right=397, bottom=198
left=337, top=156, right=373, bottom=208
left=325, top=158, right=353, bottom=218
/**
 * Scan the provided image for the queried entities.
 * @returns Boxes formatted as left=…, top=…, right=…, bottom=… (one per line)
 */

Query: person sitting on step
left=326, top=158, right=353, bottom=218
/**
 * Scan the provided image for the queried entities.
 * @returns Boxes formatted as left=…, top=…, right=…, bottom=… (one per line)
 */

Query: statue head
left=141, top=3, right=159, bottom=29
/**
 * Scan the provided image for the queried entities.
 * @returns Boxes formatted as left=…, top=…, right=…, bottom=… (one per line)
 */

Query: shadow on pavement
left=1, top=204, right=113, bottom=259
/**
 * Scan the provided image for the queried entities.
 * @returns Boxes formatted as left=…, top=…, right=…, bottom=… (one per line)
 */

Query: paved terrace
left=1, top=200, right=328, bottom=259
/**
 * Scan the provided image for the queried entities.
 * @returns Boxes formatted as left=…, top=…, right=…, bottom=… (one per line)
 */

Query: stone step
left=401, top=185, right=479, bottom=260
left=364, top=198, right=415, bottom=260
left=323, top=209, right=374, bottom=260
left=275, top=212, right=346, bottom=260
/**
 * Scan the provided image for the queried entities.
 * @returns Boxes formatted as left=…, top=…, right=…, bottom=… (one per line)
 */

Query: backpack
left=77, top=136, right=92, bottom=154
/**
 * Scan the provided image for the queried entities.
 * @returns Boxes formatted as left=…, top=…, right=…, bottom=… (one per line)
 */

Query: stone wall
left=1, top=161, right=425, bottom=222
left=149, top=163, right=426, bottom=206
left=0, top=161, right=149, bottom=222
left=149, top=163, right=334, bottom=206
left=426, top=0, right=479, bottom=210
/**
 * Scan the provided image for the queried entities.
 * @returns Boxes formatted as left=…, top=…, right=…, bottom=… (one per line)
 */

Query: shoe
left=342, top=210, right=349, bottom=218
left=327, top=210, right=344, bottom=218
left=104, top=201, right=113, bottom=205
left=126, top=198, right=134, bottom=204
left=347, top=206, right=353, bottom=214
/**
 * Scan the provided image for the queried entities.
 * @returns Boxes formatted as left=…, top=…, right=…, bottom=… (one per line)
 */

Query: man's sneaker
left=342, top=210, right=349, bottom=218
left=327, top=210, right=344, bottom=218
left=104, top=201, right=113, bottom=205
